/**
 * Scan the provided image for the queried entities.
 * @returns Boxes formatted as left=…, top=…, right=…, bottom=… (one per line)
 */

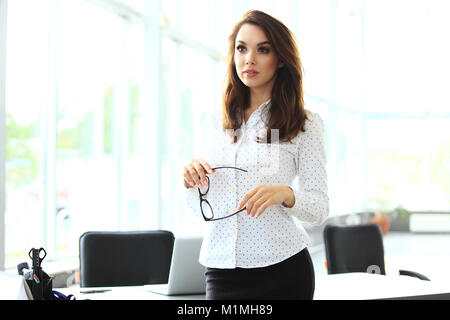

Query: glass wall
left=5, top=0, right=49, bottom=265
left=3, top=0, right=450, bottom=269
left=364, top=0, right=450, bottom=211
left=4, top=0, right=146, bottom=267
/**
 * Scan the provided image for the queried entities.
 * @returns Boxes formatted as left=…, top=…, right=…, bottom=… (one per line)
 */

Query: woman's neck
left=248, top=81, right=274, bottom=111
left=248, top=91, right=271, bottom=111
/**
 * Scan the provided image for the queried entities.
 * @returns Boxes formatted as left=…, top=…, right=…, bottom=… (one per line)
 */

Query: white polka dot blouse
left=185, top=100, right=329, bottom=269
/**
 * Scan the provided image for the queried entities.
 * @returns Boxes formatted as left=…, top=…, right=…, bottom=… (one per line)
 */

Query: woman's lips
left=244, top=70, right=259, bottom=78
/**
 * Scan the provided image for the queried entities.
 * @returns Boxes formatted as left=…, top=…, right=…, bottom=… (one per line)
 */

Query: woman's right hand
left=183, top=158, right=216, bottom=189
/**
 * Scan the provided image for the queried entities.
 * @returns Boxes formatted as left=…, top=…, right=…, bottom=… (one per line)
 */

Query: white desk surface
left=382, top=232, right=450, bottom=283
left=59, top=272, right=450, bottom=300
left=314, top=272, right=450, bottom=300
left=59, top=285, right=205, bottom=300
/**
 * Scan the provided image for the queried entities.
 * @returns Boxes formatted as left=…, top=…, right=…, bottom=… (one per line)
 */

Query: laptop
left=0, top=271, right=34, bottom=300
left=144, top=236, right=206, bottom=295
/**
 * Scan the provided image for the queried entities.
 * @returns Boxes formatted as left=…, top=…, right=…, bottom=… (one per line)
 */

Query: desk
left=58, top=285, right=205, bottom=300
left=59, top=273, right=450, bottom=300
left=314, top=272, right=450, bottom=300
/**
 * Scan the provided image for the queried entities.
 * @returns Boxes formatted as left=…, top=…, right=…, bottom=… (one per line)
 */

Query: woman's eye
left=236, top=45, right=270, bottom=53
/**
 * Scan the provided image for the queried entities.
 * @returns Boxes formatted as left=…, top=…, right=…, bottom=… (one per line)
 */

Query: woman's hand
left=235, top=185, right=295, bottom=217
left=183, top=158, right=215, bottom=189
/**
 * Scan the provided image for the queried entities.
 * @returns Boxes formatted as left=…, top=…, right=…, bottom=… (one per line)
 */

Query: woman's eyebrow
left=237, top=40, right=271, bottom=46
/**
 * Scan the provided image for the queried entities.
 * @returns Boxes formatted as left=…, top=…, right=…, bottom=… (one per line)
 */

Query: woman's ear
left=278, top=60, right=284, bottom=68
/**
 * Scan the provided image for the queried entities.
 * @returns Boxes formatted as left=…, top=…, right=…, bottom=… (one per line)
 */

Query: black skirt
left=205, top=248, right=315, bottom=300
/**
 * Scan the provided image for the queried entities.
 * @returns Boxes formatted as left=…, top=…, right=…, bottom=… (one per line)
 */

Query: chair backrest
left=79, top=230, right=174, bottom=287
left=323, top=224, right=386, bottom=275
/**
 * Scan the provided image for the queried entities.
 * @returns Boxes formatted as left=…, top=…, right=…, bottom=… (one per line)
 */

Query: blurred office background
left=0, top=0, right=449, bottom=270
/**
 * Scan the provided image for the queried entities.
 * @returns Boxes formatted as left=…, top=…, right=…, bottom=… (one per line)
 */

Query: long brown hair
left=222, top=10, right=308, bottom=144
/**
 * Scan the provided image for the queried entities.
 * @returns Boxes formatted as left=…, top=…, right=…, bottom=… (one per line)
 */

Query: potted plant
left=389, top=205, right=411, bottom=232
left=370, top=210, right=391, bottom=236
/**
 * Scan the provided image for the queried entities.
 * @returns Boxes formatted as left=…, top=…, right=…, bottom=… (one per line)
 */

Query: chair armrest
left=399, top=269, right=430, bottom=281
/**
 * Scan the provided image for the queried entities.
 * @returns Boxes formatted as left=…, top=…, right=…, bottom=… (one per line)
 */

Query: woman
left=182, top=10, right=328, bottom=300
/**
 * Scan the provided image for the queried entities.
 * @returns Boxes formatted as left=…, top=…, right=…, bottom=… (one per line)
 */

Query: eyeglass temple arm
left=207, top=207, right=247, bottom=222
left=211, top=166, right=248, bottom=173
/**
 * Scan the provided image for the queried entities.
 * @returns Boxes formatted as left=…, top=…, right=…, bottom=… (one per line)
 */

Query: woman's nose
left=245, top=50, right=256, bottom=65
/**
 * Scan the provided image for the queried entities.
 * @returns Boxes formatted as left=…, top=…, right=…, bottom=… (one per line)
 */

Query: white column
left=115, top=18, right=131, bottom=230
left=361, top=0, right=369, bottom=210
left=0, top=0, right=8, bottom=271
left=42, top=0, right=57, bottom=258
left=141, top=0, right=162, bottom=228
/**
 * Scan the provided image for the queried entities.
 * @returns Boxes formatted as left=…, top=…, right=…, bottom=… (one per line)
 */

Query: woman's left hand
left=235, top=185, right=295, bottom=218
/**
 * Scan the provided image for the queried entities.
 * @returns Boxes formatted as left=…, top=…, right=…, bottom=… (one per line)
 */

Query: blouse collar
left=242, top=99, right=271, bottom=128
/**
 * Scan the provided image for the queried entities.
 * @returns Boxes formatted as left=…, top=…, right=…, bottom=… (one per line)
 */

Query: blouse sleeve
left=287, top=112, right=329, bottom=225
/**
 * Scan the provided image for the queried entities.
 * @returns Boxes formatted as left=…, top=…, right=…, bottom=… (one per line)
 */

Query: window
left=367, top=118, right=450, bottom=211
left=364, top=0, right=450, bottom=212
left=5, top=0, right=49, bottom=268
left=55, top=0, right=127, bottom=259
left=4, top=0, right=146, bottom=268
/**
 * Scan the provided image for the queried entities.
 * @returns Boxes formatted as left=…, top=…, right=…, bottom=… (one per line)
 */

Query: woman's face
left=234, top=23, right=282, bottom=92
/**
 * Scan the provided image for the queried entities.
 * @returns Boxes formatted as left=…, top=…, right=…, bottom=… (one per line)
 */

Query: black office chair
left=323, top=224, right=430, bottom=281
left=79, top=230, right=174, bottom=287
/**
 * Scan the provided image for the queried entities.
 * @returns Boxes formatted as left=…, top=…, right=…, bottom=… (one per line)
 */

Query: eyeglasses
left=199, top=166, right=248, bottom=222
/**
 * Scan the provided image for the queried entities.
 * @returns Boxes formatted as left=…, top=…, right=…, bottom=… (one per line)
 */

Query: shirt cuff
left=284, top=188, right=329, bottom=226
